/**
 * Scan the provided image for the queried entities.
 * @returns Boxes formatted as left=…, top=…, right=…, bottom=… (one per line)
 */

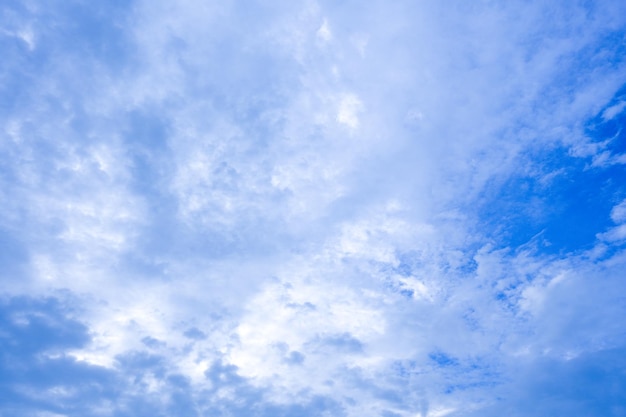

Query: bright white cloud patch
left=602, top=101, right=626, bottom=121
left=1, top=0, right=626, bottom=416
left=611, top=199, right=626, bottom=223
left=336, top=93, right=363, bottom=129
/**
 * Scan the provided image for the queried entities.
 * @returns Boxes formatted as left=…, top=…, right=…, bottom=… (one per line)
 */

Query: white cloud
left=336, top=93, right=363, bottom=129
left=598, top=224, right=626, bottom=243
left=611, top=199, right=626, bottom=223
left=602, top=100, right=626, bottom=121
left=597, top=199, right=626, bottom=242
left=228, top=276, right=386, bottom=391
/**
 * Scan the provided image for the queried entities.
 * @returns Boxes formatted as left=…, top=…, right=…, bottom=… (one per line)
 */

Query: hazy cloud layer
left=2, top=0, right=626, bottom=416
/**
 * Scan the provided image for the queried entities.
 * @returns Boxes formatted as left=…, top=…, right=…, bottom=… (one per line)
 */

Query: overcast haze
left=1, top=1, right=626, bottom=416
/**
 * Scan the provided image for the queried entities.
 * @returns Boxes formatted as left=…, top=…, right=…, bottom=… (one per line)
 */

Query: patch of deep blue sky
left=477, top=86, right=626, bottom=255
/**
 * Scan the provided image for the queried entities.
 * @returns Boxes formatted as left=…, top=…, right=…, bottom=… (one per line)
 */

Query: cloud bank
left=1, top=0, right=626, bottom=416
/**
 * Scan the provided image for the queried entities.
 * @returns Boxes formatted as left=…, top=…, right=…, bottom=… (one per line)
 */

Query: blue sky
left=1, top=1, right=626, bottom=416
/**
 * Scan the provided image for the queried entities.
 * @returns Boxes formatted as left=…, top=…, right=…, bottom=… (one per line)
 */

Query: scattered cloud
left=2, top=0, right=626, bottom=415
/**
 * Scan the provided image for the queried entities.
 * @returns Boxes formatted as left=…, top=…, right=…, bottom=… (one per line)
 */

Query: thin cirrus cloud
left=1, top=0, right=626, bottom=416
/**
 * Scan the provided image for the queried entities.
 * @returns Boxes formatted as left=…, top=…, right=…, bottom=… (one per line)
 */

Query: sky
left=1, top=0, right=626, bottom=416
